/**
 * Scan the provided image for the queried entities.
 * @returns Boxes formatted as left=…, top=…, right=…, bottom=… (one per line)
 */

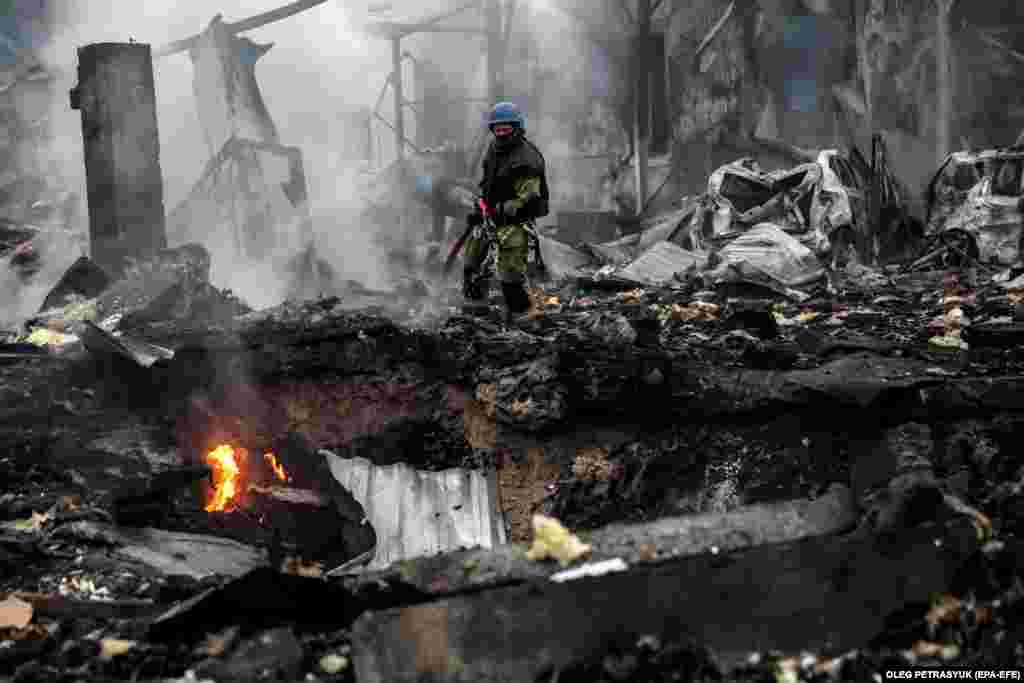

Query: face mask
left=493, top=128, right=521, bottom=150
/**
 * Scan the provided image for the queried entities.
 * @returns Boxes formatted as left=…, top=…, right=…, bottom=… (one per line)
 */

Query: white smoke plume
left=33, top=1, right=408, bottom=310
left=1, top=1, right=626, bottom=325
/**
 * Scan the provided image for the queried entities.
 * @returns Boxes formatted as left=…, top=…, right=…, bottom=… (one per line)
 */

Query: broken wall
left=663, top=0, right=1024, bottom=217
left=666, top=0, right=760, bottom=197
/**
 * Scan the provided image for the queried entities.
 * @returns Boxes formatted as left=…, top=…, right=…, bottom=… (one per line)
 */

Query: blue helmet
left=487, top=101, right=524, bottom=130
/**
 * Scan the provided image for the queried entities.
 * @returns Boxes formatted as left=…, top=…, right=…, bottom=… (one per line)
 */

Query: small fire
left=264, top=452, right=290, bottom=483
left=205, top=444, right=241, bottom=512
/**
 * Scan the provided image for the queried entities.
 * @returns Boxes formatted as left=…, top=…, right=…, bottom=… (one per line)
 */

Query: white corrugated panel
left=324, top=452, right=507, bottom=570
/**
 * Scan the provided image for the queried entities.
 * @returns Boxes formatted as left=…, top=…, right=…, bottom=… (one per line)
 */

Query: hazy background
left=35, top=1, right=461, bottom=308
left=1, top=1, right=606, bottom=318
left=43, top=1, right=393, bottom=207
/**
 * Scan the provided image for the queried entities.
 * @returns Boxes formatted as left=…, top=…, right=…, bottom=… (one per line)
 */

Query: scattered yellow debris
left=280, top=557, right=324, bottom=578
left=60, top=300, right=99, bottom=323
left=50, top=495, right=81, bottom=514
left=197, top=627, right=238, bottom=657
left=0, top=596, right=33, bottom=630
left=58, top=576, right=111, bottom=600
left=676, top=301, right=719, bottom=322
left=812, top=657, right=841, bottom=677
left=944, top=307, right=967, bottom=336
left=25, top=328, right=77, bottom=349
left=926, top=594, right=962, bottom=627
left=797, top=311, right=820, bottom=323
left=526, top=514, right=592, bottom=566
left=320, top=654, right=350, bottom=674
left=942, top=295, right=964, bottom=312
left=572, top=447, right=615, bottom=482
left=650, top=302, right=719, bottom=324
left=99, top=638, right=136, bottom=660
left=911, top=641, right=960, bottom=661
left=973, top=511, right=993, bottom=542
left=510, top=397, right=533, bottom=417
left=773, top=657, right=800, bottom=683
left=5, top=511, right=51, bottom=533
left=527, top=288, right=546, bottom=319
left=928, top=335, right=968, bottom=352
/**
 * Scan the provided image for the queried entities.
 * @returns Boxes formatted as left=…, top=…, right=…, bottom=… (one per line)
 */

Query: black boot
left=462, top=269, right=489, bottom=314
left=462, top=269, right=485, bottom=300
left=501, top=281, right=531, bottom=316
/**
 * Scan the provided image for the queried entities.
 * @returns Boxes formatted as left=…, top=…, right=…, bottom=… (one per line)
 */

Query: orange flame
left=205, top=444, right=241, bottom=512
left=264, top=452, right=290, bottom=483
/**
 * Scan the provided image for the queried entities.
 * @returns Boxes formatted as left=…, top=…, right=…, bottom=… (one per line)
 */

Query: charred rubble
left=2, top=166, right=1024, bottom=681
left=2, top=7, right=1024, bottom=683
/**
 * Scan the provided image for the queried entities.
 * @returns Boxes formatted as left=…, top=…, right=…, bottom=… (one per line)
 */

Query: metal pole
left=486, top=0, right=503, bottom=103
left=634, top=0, right=651, bottom=215
left=935, top=0, right=955, bottom=166
left=392, top=36, right=405, bottom=161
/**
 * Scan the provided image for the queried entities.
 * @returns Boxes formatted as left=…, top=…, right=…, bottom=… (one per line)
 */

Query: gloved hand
left=500, top=200, right=519, bottom=220
left=467, top=211, right=483, bottom=228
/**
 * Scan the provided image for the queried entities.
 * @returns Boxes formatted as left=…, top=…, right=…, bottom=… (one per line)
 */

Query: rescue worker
left=463, top=101, right=550, bottom=317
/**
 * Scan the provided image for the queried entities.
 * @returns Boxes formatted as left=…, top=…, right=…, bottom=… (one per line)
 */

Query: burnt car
left=926, top=150, right=994, bottom=233
left=677, top=150, right=870, bottom=261
left=926, top=147, right=1024, bottom=265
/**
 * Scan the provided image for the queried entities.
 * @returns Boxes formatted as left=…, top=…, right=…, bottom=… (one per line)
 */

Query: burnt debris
left=3, top=2, right=1024, bottom=681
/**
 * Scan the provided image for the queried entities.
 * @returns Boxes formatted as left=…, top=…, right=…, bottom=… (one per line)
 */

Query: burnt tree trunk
left=70, top=43, right=167, bottom=278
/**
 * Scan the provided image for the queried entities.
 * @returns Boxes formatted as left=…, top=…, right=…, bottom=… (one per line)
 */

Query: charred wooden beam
left=70, top=43, right=167, bottom=278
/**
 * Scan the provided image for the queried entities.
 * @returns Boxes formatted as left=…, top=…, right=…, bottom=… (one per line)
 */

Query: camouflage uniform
left=463, top=176, right=542, bottom=279
left=463, top=132, right=549, bottom=314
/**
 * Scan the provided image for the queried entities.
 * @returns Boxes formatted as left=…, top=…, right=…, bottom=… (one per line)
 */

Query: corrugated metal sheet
left=325, top=453, right=507, bottom=571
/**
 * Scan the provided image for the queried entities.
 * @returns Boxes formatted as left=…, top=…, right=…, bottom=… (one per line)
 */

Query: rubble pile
left=1, top=143, right=1024, bottom=682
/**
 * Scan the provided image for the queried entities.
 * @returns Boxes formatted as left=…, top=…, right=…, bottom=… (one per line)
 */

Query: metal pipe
left=392, top=37, right=405, bottom=161
left=486, top=0, right=503, bottom=103
left=373, top=111, right=423, bottom=155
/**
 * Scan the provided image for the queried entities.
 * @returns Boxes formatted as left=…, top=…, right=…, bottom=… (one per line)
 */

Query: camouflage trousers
left=463, top=221, right=530, bottom=284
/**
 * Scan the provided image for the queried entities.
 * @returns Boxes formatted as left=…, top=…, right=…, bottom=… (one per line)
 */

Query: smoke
left=29, top=1, right=408, bottom=312
left=2, top=0, right=628, bottom=326
left=0, top=232, right=84, bottom=330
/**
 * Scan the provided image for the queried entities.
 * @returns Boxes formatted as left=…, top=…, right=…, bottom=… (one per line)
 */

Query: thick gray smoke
left=34, top=1, right=403, bottom=309
left=6, top=1, right=623, bottom=321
